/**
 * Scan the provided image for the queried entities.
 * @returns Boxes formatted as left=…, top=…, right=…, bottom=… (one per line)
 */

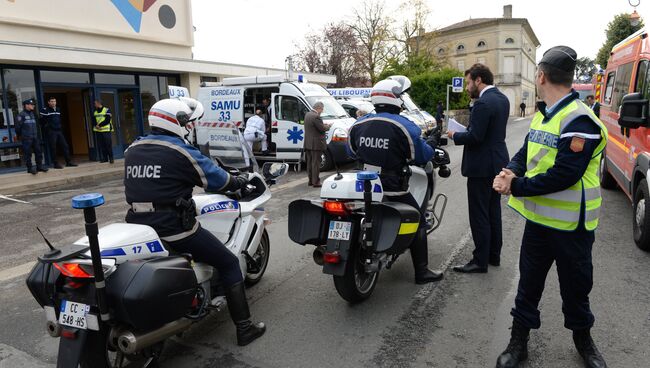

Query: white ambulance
left=328, top=85, right=436, bottom=132
left=196, top=75, right=355, bottom=170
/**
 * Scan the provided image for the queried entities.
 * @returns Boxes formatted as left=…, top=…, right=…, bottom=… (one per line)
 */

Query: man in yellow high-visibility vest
left=93, top=99, right=114, bottom=164
left=493, top=46, right=608, bottom=368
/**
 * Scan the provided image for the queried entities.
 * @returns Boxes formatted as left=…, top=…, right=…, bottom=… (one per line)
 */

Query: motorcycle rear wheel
left=333, top=247, right=379, bottom=303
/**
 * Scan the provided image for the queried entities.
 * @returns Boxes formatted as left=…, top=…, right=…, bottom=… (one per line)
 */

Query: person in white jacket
left=243, top=110, right=268, bottom=154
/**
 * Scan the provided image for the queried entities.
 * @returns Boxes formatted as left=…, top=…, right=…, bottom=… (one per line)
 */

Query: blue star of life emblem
left=287, top=126, right=304, bottom=144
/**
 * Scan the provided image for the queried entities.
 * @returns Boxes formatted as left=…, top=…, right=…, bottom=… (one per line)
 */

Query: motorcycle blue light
left=71, top=193, right=105, bottom=209
left=356, top=171, right=378, bottom=181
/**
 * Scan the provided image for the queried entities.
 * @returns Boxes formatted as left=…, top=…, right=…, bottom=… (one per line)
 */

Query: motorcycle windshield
left=198, top=126, right=258, bottom=172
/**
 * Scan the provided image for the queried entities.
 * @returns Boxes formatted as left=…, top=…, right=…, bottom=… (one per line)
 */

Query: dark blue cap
left=72, top=193, right=105, bottom=209
left=22, top=98, right=36, bottom=105
left=357, top=171, right=379, bottom=181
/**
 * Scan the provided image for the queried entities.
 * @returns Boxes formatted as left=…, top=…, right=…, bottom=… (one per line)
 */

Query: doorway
left=41, top=86, right=93, bottom=162
left=95, top=88, right=140, bottom=158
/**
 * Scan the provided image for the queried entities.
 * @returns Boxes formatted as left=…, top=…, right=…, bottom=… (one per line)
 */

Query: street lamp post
left=630, top=0, right=641, bottom=27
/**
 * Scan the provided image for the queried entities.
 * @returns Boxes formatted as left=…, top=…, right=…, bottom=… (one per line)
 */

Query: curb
left=0, top=169, right=123, bottom=196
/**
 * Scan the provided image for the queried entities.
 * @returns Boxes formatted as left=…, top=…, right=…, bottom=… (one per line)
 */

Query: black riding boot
left=496, top=321, right=529, bottom=368
left=410, top=229, right=443, bottom=284
left=573, top=329, right=607, bottom=368
left=225, top=281, right=266, bottom=346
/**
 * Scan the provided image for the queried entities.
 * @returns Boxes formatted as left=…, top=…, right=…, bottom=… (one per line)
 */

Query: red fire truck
left=599, top=28, right=650, bottom=251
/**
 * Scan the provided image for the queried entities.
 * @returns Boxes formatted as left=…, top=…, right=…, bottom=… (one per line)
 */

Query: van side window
left=276, top=96, right=309, bottom=124
left=604, top=72, right=616, bottom=105
left=612, top=62, right=634, bottom=111
left=637, top=60, right=650, bottom=99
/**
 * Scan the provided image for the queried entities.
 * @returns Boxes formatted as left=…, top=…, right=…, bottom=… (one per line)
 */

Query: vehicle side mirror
left=619, top=92, right=649, bottom=129
left=262, top=162, right=289, bottom=179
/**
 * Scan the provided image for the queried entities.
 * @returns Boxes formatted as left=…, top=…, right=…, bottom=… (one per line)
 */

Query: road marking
left=0, top=261, right=36, bottom=282
left=26, top=189, right=77, bottom=195
left=0, top=194, right=30, bottom=204
left=514, top=117, right=526, bottom=122
left=272, top=176, right=309, bottom=192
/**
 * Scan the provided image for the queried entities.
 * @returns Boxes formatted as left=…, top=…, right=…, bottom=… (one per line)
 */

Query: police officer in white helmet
left=123, top=97, right=266, bottom=346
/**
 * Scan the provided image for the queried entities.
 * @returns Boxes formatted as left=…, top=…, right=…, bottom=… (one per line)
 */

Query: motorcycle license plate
left=58, top=300, right=89, bottom=330
left=328, top=221, right=351, bottom=240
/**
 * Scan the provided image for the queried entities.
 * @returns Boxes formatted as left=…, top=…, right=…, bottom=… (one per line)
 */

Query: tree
left=596, top=13, right=644, bottom=68
left=349, top=0, right=394, bottom=83
left=294, top=23, right=368, bottom=87
left=377, top=53, right=440, bottom=80
left=575, top=57, right=597, bottom=83
left=393, top=0, right=430, bottom=59
left=409, top=68, right=470, bottom=112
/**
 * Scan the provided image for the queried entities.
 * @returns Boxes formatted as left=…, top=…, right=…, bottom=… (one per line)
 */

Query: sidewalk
left=0, top=159, right=124, bottom=195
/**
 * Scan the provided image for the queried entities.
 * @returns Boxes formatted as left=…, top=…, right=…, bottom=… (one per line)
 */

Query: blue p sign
left=452, top=77, right=464, bottom=93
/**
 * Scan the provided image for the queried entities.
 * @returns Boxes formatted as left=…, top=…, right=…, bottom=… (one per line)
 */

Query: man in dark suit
left=447, top=63, right=510, bottom=273
left=586, top=95, right=600, bottom=118
left=304, top=101, right=328, bottom=187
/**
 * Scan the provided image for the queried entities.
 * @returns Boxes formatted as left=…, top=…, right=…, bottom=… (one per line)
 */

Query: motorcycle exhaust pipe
left=117, top=318, right=193, bottom=354
left=313, top=246, right=326, bottom=266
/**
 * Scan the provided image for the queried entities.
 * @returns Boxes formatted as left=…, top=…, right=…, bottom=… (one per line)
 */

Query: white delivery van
left=328, top=85, right=436, bottom=133
left=197, top=75, right=355, bottom=171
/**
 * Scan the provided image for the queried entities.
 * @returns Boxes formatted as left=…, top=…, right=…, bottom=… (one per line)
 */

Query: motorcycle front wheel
left=245, top=229, right=270, bottom=287
left=333, top=246, right=379, bottom=303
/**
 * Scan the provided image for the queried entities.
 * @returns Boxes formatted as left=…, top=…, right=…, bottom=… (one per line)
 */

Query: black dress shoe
left=27, top=167, right=37, bottom=175
left=415, top=268, right=444, bottom=284
left=489, top=258, right=501, bottom=267
left=37, top=166, right=49, bottom=172
left=66, top=162, right=78, bottom=167
left=53, top=162, right=64, bottom=169
left=453, top=262, right=487, bottom=273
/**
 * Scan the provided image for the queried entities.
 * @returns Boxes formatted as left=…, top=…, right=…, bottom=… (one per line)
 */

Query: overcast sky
left=191, top=0, right=648, bottom=69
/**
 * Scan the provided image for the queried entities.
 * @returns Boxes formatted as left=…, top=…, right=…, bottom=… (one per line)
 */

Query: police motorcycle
left=288, top=125, right=451, bottom=303
left=25, top=127, right=288, bottom=367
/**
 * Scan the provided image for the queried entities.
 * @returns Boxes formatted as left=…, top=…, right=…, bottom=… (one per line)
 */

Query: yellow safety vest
left=508, top=100, right=608, bottom=231
left=93, top=107, right=113, bottom=133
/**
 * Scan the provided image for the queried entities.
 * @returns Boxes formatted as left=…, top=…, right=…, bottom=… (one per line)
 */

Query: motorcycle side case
left=288, top=199, right=330, bottom=245
left=25, top=261, right=59, bottom=308
left=106, top=256, right=197, bottom=331
left=371, top=202, right=420, bottom=254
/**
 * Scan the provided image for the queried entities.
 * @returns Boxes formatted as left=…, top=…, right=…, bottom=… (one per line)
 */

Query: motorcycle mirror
left=262, top=162, right=289, bottom=179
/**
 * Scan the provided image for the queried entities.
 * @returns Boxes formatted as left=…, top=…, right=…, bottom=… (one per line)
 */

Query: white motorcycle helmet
left=371, top=75, right=412, bottom=109
left=148, top=97, right=204, bottom=142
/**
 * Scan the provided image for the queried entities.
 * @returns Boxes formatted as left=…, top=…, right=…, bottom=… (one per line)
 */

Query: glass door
left=93, top=88, right=139, bottom=159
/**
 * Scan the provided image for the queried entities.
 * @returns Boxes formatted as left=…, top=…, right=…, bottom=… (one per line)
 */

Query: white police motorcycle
left=288, top=127, right=450, bottom=303
left=26, top=136, right=287, bottom=367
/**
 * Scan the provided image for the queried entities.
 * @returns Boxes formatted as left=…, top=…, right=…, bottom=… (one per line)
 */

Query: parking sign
left=452, top=77, right=464, bottom=93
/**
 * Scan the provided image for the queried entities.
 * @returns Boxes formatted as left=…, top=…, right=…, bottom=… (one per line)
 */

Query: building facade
left=418, top=5, right=540, bottom=116
left=0, top=0, right=334, bottom=171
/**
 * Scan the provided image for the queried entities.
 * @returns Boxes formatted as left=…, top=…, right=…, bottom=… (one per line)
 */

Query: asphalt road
left=0, top=117, right=648, bottom=368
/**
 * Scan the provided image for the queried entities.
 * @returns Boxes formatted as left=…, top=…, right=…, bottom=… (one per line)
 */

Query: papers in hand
left=447, top=118, right=467, bottom=133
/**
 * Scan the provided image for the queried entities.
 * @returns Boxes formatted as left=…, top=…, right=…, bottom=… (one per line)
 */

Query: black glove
left=425, top=135, right=439, bottom=149
left=226, top=174, right=249, bottom=191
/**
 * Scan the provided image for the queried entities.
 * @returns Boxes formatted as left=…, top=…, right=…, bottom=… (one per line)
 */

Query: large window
left=95, top=73, right=135, bottom=85
left=41, top=70, right=90, bottom=84
left=612, top=62, right=634, bottom=111
left=603, top=71, right=616, bottom=105
left=275, top=96, right=309, bottom=123
left=635, top=60, right=650, bottom=99
left=139, top=75, right=159, bottom=132
left=2, top=69, right=36, bottom=134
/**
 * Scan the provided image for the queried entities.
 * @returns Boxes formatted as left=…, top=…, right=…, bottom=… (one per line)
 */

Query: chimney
left=503, top=5, right=512, bottom=18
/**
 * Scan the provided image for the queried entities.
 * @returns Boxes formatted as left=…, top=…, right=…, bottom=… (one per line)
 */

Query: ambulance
left=196, top=75, right=355, bottom=171
left=328, top=86, right=436, bottom=132
left=598, top=28, right=650, bottom=251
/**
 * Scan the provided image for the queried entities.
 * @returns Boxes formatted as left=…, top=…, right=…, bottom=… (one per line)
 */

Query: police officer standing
left=493, top=46, right=608, bottom=368
left=349, top=76, right=443, bottom=284
left=15, top=98, right=48, bottom=175
left=40, top=97, right=77, bottom=168
left=124, top=97, right=265, bottom=346
left=93, top=99, right=114, bottom=163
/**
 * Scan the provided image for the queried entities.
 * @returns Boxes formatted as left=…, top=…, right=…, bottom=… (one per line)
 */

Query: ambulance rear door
left=195, top=86, right=246, bottom=161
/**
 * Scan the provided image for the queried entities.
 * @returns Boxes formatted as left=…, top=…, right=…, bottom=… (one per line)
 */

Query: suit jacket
left=592, top=102, right=601, bottom=118
left=304, top=111, right=327, bottom=151
left=453, top=87, right=510, bottom=178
